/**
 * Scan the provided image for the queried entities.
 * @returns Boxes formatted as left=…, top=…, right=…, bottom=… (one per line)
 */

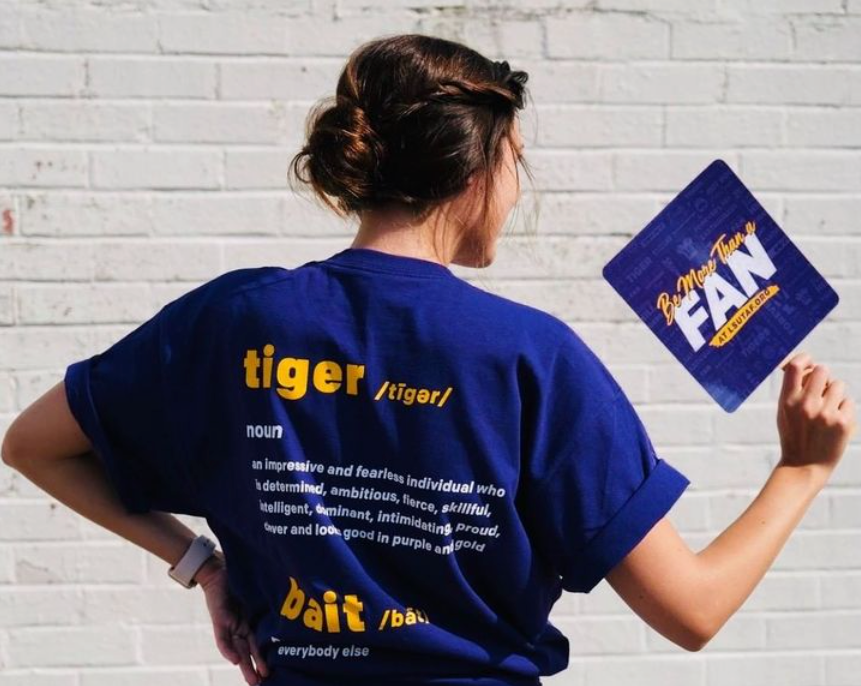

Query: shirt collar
left=321, top=247, right=456, bottom=279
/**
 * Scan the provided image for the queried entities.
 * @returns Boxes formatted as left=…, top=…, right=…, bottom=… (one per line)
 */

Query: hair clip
left=491, top=59, right=511, bottom=81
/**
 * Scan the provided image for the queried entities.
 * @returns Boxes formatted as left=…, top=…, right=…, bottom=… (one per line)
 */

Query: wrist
left=193, top=549, right=225, bottom=589
left=774, top=460, right=828, bottom=494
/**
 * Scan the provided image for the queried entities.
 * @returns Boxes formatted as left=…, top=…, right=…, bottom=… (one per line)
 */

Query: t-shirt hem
left=261, top=671, right=542, bottom=686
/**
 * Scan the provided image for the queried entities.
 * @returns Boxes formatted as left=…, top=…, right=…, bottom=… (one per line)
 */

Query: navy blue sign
left=602, top=159, right=840, bottom=413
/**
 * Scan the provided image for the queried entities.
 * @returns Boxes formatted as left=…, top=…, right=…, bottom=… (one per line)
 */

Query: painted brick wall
left=1, top=1, right=860, bottom=684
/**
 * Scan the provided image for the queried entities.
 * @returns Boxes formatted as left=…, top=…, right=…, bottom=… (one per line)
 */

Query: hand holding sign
left=603, top=159, right=840, bottom=412
left=775, top=351, right=858, bottom=486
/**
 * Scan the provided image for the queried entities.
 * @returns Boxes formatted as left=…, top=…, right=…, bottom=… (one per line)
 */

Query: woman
left=2, top=33, right=857, bottom=686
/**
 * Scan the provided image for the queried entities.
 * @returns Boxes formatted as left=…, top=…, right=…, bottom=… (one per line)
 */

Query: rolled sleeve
left=62, top=295, right=208, bottom=517
left=519, top=324, right=692, bottom=594
left=64, top=355, right=153, bottom=514
left=560, top=457, right=690, bottom=594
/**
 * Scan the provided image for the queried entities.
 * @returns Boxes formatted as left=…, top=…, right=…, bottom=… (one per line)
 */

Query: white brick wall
left=1, top=1, right=860, bottom=684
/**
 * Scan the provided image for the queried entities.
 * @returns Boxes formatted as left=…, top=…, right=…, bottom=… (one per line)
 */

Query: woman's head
left=288, top=33, right=533, bottom=268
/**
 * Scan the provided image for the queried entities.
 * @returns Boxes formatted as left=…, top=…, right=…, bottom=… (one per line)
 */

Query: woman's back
left=62, top=245, right=690, bottom=685
left=4, top=31, right=857, bottom=686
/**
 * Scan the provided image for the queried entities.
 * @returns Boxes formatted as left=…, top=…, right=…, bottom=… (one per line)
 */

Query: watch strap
left=168, top=534, right=217, bottom=588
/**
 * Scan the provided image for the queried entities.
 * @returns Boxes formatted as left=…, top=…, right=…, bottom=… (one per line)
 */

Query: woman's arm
left=606, top=352, right=857, bottom=651
left=1, top=380, right=221, bottom=585
left=1, top=380, right=273, bottom=685
left=693, top=460, right=825, bottom=643
left=607, top=462, right=823, bottom=651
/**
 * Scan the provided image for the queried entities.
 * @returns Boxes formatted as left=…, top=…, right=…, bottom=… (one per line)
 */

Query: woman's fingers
left=780, top=351, right=813, bottom=402
left=231, top=632, right=262, bottom=685
left=248, top=631, right=270, bottom=679
left=213, top=622, right=241, bottom=665
left=839, top=396, right=858, bottom=436
left=781, top=351, right=812, bottom=373
left=805, top=364, right=830, bottom=401
left=211, top=618, right=266, bottom=684
left=823, top=379, right=847, bottom=413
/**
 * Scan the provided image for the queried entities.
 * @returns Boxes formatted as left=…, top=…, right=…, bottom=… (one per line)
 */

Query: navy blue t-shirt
left=64, top=246, right=690, bottom=686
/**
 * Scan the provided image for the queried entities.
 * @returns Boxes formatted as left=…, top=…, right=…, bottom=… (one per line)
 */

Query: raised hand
left=777, top=351, right=858, bottom=485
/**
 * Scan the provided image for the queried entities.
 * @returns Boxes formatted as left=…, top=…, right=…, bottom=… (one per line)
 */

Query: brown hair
left=287, top=33, right=534, bottom=260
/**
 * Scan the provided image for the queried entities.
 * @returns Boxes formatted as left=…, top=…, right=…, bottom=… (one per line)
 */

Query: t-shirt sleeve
left=519, top=325, right=691, bottom=594
left=63, top=285, right=215, bottom=517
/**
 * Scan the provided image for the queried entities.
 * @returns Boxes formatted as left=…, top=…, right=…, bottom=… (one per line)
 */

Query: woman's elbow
left=2, top=381, right=93, bottom=470
left=682, top=627, right=712, bottom=653
left=2, top=423, right=27, bottom=469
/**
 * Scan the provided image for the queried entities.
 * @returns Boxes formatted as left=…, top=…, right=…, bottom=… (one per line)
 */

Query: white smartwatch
left=168, top=534, right=217, bottom=589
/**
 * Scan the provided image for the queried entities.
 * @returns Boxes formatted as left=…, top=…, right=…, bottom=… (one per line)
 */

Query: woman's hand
left=777, top=351, right=858, bottom=485
left=196, top=551, right=270, bottom=685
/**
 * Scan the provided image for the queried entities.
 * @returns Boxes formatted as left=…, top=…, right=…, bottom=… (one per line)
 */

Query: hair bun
left=288, top=34, right=531, bottom=220
left=303, top=98, right=385, bottom=209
